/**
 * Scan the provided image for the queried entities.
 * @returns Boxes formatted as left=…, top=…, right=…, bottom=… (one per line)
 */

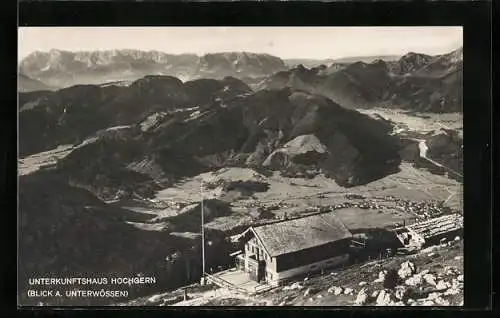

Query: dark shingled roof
left=250, top=212, right=352, bottom=257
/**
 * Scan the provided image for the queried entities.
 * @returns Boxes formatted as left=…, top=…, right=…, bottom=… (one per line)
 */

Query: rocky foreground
left=123, top=238, right=463, bottom=307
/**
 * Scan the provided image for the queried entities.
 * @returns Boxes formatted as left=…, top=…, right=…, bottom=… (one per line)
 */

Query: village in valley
left=18, top=27, right=464, bottom=307
left=119, top=163, right=463, bottom=307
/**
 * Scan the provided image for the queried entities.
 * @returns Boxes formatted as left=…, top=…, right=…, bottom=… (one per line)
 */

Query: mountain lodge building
left=234, top=211, right=353, bottom=286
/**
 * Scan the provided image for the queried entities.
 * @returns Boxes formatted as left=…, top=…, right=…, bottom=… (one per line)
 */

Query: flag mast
left=200, top=180, right=206, bottom=280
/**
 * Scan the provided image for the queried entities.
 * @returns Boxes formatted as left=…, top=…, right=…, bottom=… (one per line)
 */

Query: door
left=257, top=260, right=266, bottom=282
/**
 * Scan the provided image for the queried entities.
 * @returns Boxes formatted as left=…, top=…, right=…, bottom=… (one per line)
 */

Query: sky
left=18, top=27, right=463, bottom=60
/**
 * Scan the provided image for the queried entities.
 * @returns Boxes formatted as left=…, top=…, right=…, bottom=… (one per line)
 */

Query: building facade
left=235, top=212, right=353, bottom=286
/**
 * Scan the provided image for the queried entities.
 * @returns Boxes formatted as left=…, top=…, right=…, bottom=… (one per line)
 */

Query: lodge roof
left=244, top=211, right=352, bottom=257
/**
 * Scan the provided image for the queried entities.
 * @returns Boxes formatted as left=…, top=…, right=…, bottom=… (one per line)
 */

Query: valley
left=17, top=45, right=463, bottom=306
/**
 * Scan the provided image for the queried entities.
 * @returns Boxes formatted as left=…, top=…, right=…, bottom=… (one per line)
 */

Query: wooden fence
left=252, top=283, right=276, bottom=294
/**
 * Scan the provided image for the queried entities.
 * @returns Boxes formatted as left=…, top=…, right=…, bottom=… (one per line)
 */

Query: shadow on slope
left=18, top=169, right=235, bottom=306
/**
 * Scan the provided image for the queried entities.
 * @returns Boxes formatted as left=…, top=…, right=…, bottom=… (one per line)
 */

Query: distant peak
left=349, top=61, right=368, bottom=68
left=131, top=75, right=184, bottom=87
left=400, top=51, right=430, bottom=59
left=450, top=46, right=463, bottom=56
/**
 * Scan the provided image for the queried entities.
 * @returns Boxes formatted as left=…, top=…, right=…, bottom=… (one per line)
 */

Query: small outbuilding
left=394, top=213, right=463, bottom=249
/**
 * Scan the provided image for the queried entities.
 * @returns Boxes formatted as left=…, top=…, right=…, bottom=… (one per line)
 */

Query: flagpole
left=201, top=181, right=206, bottom=278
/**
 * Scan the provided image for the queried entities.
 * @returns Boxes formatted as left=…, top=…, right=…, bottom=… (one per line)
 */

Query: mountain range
left=17, top=77, right=406, bottom=304
left=18, top=73, right=54, bottom=92
left=332, top=54, right=401, bottom=64
left=19, top=50, right=288, bottom=88
left=19, top=48, right=462, bottom=114
left=18, top=47, right=463, bottom=190
left=19, top=75, right=402, bottom=189
left=18, top=47, right=463, bottom=305
left=255, top=47, right=462, bottom=112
